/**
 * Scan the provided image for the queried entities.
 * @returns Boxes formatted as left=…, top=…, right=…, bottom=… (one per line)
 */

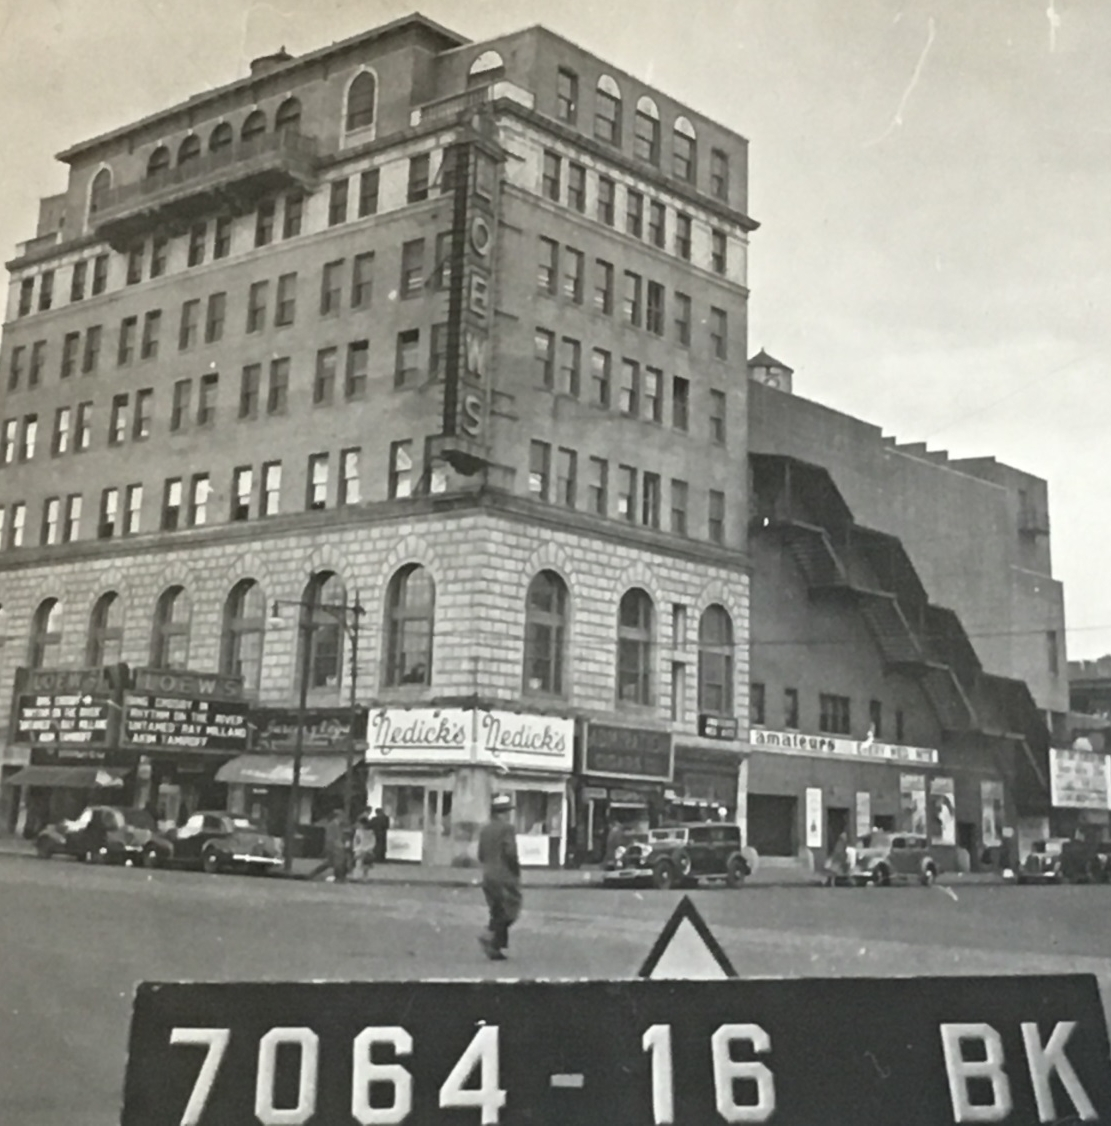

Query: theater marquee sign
left=367, top=708, right=573, bottom=773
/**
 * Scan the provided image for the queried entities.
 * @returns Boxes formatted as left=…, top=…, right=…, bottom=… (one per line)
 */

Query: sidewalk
left=0, top=836, right=1003, bottom=888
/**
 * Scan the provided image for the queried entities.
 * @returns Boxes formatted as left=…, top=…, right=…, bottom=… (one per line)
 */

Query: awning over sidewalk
left=4, top=765, right=127, bottom=790
left=215, top=754, right=348, bottom=790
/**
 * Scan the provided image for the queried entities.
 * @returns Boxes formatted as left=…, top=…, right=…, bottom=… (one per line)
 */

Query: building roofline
left=55, top=11, right=468, bottom=164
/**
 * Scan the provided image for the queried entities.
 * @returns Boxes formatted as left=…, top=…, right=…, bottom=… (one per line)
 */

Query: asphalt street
left=1, top=853, right=1110, bottom=1125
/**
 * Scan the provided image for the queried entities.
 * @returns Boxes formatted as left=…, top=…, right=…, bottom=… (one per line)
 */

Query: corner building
left=0, top=15, right=755, bottom=864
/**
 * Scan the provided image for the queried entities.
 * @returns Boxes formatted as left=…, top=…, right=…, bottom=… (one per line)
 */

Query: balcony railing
left=410, top=81, right=535, bottom=128
left=95, top=130, right=319, bottom=216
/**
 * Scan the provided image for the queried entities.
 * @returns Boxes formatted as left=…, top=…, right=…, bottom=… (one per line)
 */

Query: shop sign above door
left=751, top=728, right=938, bottom=765
left=367, top=708, right=573, bottom=772
left=584, top=724, right=672, bottom=782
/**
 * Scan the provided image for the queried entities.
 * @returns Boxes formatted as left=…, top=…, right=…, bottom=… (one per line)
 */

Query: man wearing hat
left=478, top=792, right=522, bottom=961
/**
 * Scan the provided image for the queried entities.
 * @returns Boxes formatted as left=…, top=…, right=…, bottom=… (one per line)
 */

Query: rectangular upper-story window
left=710, top=148, right=730, bottom=201
left=646, top=282, right=665, bottom=335
left=617, top=465, right=637, bottom=522
left=261, top=462, right=281, bottom=516
left=435, top=232, right=455, bottom=292
left=710, top=306, right=728, bottom=359
left=109, top=393, right=129, bottom=446
left=188, top=222, right=207, bottom=267
left=528, top=440, right=551, bottom=501
left=75, top=402, right=92, bottom=452
left=556, top=67, right=578, bottom=123
left=559, top=338, right=581, bottom=397
left=537, top=237, right=558, bottom=295
left=639, top=472, right=661, bottom=529
left=619, top=359, right=639, bottom=416
left=320, top=259, right=343, bottom=315
left=1, top=418, right=16, bottom=465
left=267, top=358, right=289, bottom=415
left=819, top=693, right=851, bottom=735
left=567, top=163, right=586, bottom=213
left=672, top=376, right=690, bottom=431
left=708, top=489, right=725, bottom=544
left=214, top=216, right=232, bottom=260
left=125, top=484, right=142, bottom=535
left=595, top=87, right=621, bottom=145
left=197, top=373, right=219, bottom=427
left=594, top=259, right=614, bottom=315
left=563, top=247, right=584, bottom=303
left=644, top=367, right=663, bottom=423
left=400, top=239, right=424, bottom=297
left=63, top=493, right=82, bottom=543
left=283, top=193, right=303, bottom=239
left=784, top=688, right=800, bottom=729
left=170, top=379, right=191, bottom=432
left=674, top=131, right=696, bottom=183
left=394, top=330, right=420, bottom=388
left=118, top=316, right=137, bottom=365
left=709, top=389, right=727, bottom=444
left=626, top=190, right=644, bottom=238
left=711, top=229, right=727, bottom=275
left=246, top=281, right=268, bottom=332
left=126, top=244, right=144, bottom=285
left=587, top=457, right=608, bottom=516
left=91, top=254, right=109, bottom=295
left=60, top=332, right=79, bottom=379
left=205, top=292, right=226, bottom=343
left=230, top=467, right=252, bottom=522
left=388, top=440, right=413, bottom=499
left=648, top=201, right=666, bottom=248
left=98, top=488, right=119, bottom=540
left=151, top=235, right=169, bottom=278
left=28, top=341, right=45, bottom=387
left=358, top=168, right=380, bottom=217
left=622, top=271, right=642, bottom=326
left=51, top=406, right=70, bottom=456
left=70, top=260, right=87, bottom=303
left=674, top=292, right=692, bottom=346
left=306, top=453, right=329, bottom=511
left=255, top=200, right=275, bottom=247
left=556, top=447, right=577, bottom=508
left=19, top=414, right=37, bottom=461
left=542, top=150, right=562, bottom=202
left=346, top=341, right=369, bottom=400
left=634, top=108, right=660, bottom=164
left=352, top=252, right=374, bottom=308
left=675, top=213, right=692, bottom=260
left=188, top=474, right=211, bottom=527
left=407, top=154, right=430, bottom=203
left=597, top=176, right=615, bottom=226
left=328, top=178, right=349, bottom=227
left=590, top=348, right=611, bottom=408
left=670, top=479, right=688, bottom=536
left=313, top=347, right=336, bottom=406
left=9, top=503, right=26, bottom=548
left=81, top=326, right=101, bottom=374
left=239, top=365, right=260, bottom=420
left=133, top=388, right=153, bottom=440
left=38, top=270, right=53, bottom=311
left=161, top=479, right=182, bottom=531
left=40, top=498, right=60, bottom=546
left=17, top=278, right=33, bottom=317
left=179, top=299, right=200, bottom=351
left=140, top=310, right=161, bottom=360
left=534, top=329, right=555, bottom=388
left=7, top=346, right=24, bottom=391
left=339, top=448, right=361, bottom=506
left=275, top=272, right=297, bottom=326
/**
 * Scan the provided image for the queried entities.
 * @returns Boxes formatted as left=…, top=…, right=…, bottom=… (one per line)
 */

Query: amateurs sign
left=367, top=708, right=573, bottom=772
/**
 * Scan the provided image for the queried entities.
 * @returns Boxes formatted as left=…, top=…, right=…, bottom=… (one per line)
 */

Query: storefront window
left=87, top=591, right=124, bottom=666
left=383, top=784, right=425, bottom=831
left=616, top=588, right=654, bottom=705
left=151, top=586, right=190, bottom=669
left=220, top=579, right=265, bottom=693
left=384, top=565, right=435, bottom=686
left=698, top=604, right=734, bottom=714
left=523, top=571, right=568, bottom=695
left=29, top=598, right=64, bottom=668
left=514, top=791, right=554, bottom=835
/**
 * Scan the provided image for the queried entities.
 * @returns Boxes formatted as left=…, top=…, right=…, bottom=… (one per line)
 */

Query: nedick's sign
left=367, top=708, right=573, bottom=772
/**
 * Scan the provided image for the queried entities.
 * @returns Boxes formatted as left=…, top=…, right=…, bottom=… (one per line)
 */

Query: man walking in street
left=478, top=793, right=522, bottom=961
left=309, top=807, right=349, bottom=883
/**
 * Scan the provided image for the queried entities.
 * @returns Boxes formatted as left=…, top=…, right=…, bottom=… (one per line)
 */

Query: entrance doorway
left=425, top=788, right=454, bottom=866
left=827, top=806, right=850, bottom=852
left=747, top=794, right=797, bottom=857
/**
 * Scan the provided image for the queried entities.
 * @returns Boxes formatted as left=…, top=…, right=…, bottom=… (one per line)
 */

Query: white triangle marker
left=638, top=896, right=737, bottom=981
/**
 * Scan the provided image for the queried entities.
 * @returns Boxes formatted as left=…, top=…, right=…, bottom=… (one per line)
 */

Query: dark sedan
left=35, top=806, right=156, bottom=865
left=143, top=811, right=283, bottom=875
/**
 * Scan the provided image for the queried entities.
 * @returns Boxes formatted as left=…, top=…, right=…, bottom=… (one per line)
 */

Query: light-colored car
left=849, top=831, right=939, bottom=887
left=603, top=822, right=751, bottom=889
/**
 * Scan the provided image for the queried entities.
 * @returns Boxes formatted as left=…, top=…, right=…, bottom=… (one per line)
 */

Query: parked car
left=143, top=811, right=283, bottom=875
left=602, top=822, right=751, bottom=889
left=1016, top=838, right=1069, bottom=884
left=848, top=831, right=939, bottom=887
left=1057, top=834, right=1111, bottom=884
left=35, top=805, right=156, bottom=865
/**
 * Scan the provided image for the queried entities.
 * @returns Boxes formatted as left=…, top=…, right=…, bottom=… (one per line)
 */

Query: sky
left=0, top=0, right=1108, bottom=657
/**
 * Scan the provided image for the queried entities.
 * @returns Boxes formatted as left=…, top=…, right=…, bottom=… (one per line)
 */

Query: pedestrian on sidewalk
left=352, top=810, right=376, bottom=880
left=478, top=793, right=522, bottom=961
left=309, top=808, right=349, bottom=883
left=369, top=807, right=390, bottom=864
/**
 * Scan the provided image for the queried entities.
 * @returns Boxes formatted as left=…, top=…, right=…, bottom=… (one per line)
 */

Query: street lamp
left=268, top=589, right=366, bottom=873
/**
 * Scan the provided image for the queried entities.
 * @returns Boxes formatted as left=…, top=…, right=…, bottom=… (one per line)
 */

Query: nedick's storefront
left=366, top=707, right=573, bottom=867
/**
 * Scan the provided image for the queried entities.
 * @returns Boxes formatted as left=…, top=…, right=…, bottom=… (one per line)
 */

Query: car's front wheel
left=34, top=838, right=54, bottom=860
left=920, top=863, right=937, bottom=887
left=872, top=864, right=891, bottom=887
left=725, top=853, right=748, bottom=888
left=1086, top=857, right=1107, bottom=884
left=143, top=847, right=162, bottom=870
left=652, top=859, right=678, bottom=890
left=202, top=849, right=223, bottom=875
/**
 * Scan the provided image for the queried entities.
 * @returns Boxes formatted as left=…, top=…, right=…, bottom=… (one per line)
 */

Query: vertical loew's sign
left=437, top=121, right=503, bottom=474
